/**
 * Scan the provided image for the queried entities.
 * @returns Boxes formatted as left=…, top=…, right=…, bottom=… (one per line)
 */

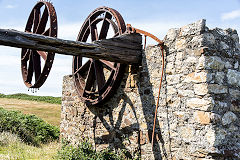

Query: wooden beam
left=0, top=28, right=142, bottom=65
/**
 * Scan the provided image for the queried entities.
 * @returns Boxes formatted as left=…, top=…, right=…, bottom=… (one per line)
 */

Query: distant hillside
left=0, top=94, right=61, bottom=126
left=0, top=93, right=61, bottom=104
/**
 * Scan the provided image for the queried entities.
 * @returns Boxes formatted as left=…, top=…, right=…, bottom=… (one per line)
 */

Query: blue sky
left=0, top=0, right=239, bottom=97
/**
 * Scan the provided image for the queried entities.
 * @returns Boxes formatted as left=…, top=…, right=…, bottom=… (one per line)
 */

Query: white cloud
left=58, top=22, right=83, bottom=40
left=221, top=9, right=240, bottom=20
left=5, top=5, right=17, bottom=9
left=0, top=48, right=19, bottom=66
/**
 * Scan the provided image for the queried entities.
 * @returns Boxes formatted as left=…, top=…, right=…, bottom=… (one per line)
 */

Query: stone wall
left=60, top=19, right=240, bottom=160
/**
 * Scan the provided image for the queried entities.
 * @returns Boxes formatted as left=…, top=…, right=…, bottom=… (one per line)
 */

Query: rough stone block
left=175, top=38, right=186, bottom=51
left=166, top=74, right=180, bottom=85
left=225, top=61, right=233, bottom=69
left=179, top=19, right=206, bottom=37
left=184, top=71, right=207, bottom=83
left=208, top=84, right=228, bottom=94
left=203, top=33, right=215, bottom=44
left=222, top=111, right=238, bottom=126
left=178, top=89, right=195, bottom=97
left=165, top=62, right=175, bottom=74
left=167, top=86, right=177, bottom=94
left=220, top=41, right=229, bottom=50
left=194, top=111, right=211, bottom=124
left=194, top=83, right=208, bottom=95
left=165, top=28, right=179, bottom=41
left=227, top=69, right=240, bottom=87
left=205, top=129, right=215, bottom=146
left=196, top=55, right=205, bottom=70
left=229, top=89, right=240, bottom=99
left=187, top=98, right=212, bottom=111
left=234, top=61, right=239, bottom=69
left=180, top=126, right=195, bottom=142
left=205, top=56, right=225, bottom=70
left=214, top=72, right=225, bottom=84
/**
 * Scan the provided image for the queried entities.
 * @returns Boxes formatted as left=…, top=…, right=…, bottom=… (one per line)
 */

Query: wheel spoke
left=26, top=50, right=34, bottom=83
left=77, top=20, right=90, bottom=42
left=76, top=74, right=86, bottom=92
left=99, top=59, right=116, bottom=70
left=25, top=13, right=34, bottom=32
left=94, top=60, right=106, bottom=91
left=77, top=56, right=82, bottom=70
left=36, top=51, right=47, bottom=60
left=81, top=28, right=90, bottom=42
left=114, top=32, right=119, bottom=37
left=84, top=61, right=95, bottom=92
left=109, top=20, right=118, bottom=35
left=32, top=50, right=41, bottom=81
left=36, top=7, right=48, bottom=34
left=42, top=28, right=50, bottom=36
left=21, top=49, right=31, bottom=61
left=90, top=22, right=98, bottom=41
left=99, top=12, right=112, bottom=39
left=73, top=56, right=82, bottom=73
left=74, top=60, right=91, bottom=75
left=33, top=8, right=41, bottom=33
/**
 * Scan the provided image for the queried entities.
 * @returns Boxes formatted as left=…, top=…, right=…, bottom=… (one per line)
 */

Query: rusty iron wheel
left=73, top=6, right=126, bottom=106
left=21, top=1, right=58, bottom=88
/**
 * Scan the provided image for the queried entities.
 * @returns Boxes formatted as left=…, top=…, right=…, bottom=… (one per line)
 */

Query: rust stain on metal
left=73, top=6, right=126, bottom=106
left=21, top=1, right=58, bottom=88
left=126, top=24, right=164, bottom=47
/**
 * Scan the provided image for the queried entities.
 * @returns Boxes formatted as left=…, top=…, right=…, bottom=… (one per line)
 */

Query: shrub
left=57, top=140, right=127, bottom=160
left=0, top=107, right=59, bottom=146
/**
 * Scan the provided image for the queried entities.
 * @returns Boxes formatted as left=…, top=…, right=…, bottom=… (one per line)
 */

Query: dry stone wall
left=61, top=19, right=240, bottom=160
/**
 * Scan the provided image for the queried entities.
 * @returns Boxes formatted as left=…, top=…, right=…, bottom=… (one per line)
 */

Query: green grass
left=57, top=140, right=129, bottom=160
left=0, top=132, right=60, bottom=160
left=0, top=93, right=61, bottom=104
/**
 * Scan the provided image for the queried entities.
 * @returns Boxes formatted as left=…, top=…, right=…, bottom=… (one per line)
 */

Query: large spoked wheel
left=21, top=1, right=57, bottom=88
left=73, top=6, right=126, bottom=106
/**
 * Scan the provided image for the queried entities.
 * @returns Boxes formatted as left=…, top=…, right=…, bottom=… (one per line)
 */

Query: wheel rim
left=21, top=1, right=58, bottom=88
left=73, top=6, right=126, bottom=105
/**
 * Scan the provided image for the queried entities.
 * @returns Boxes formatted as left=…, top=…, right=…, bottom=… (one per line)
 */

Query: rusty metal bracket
left=126, top=24, right=164, bottom=49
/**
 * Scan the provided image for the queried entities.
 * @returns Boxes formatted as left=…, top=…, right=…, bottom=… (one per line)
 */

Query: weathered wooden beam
left=0, top=28, right=142, bottom=65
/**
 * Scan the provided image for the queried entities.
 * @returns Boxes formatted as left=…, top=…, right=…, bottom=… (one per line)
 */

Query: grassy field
left=0, top=93, right=128, bottom=160
left=0, top=132, right=60, bottom=160
left=0, top=93, right=61, bottom=104
left=0, top=94, right=61, bottom=159
left=0, top=95, right=61, bottom=126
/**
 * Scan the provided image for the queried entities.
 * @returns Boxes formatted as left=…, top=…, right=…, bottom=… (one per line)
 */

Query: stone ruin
left=60, top=19, right=240, bottom=160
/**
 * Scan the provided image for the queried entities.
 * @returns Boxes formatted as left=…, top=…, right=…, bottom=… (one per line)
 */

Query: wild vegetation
left=57, top=140, right=128, bottom=160
left=0, top=107, right=59, bottom=146
left=0, top=132, right=60, bottom=160
left=0, top=94, right=135, bottom=159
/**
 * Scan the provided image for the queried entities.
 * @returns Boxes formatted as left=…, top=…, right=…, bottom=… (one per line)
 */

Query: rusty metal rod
left=0, top=28, right=142, bottom=65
